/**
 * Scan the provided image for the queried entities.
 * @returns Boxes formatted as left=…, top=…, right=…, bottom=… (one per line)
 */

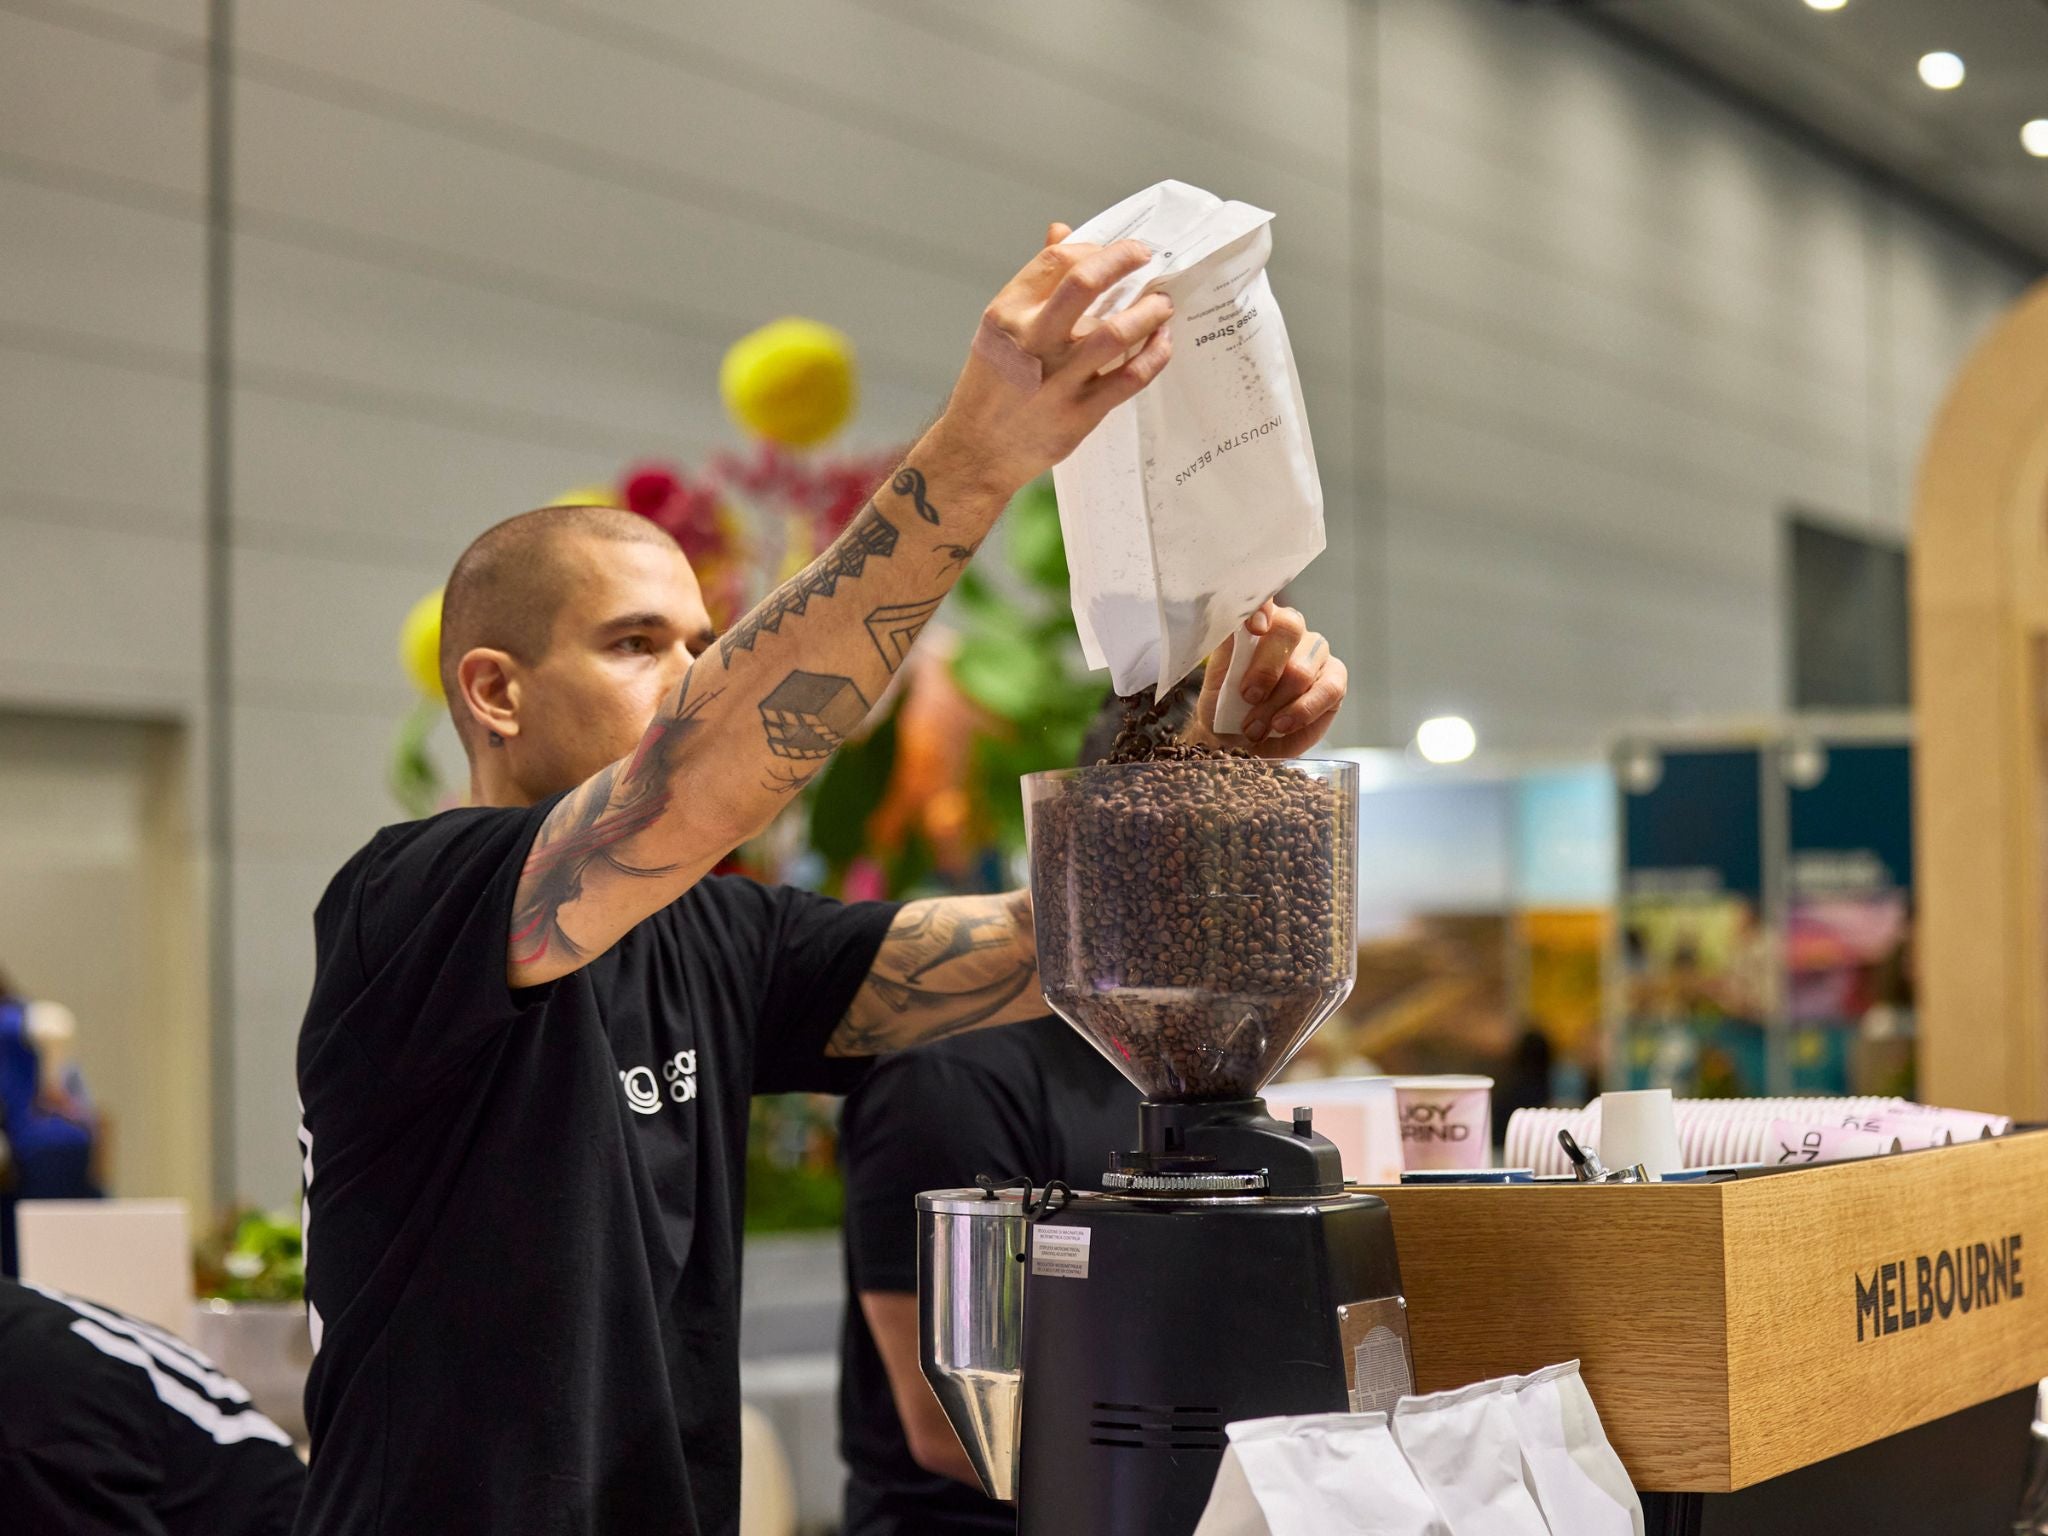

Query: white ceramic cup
left=1393, top=1075, right=1494, bottom=1170
left=1597, top=1089, right=1684, bottom=1180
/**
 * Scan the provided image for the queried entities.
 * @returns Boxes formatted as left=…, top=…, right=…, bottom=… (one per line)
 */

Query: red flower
left=623, top=464, right=682, bottom=518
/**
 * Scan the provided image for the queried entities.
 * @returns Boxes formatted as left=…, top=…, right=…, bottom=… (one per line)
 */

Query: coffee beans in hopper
left=1031, top=699, right=1354, bottom=1101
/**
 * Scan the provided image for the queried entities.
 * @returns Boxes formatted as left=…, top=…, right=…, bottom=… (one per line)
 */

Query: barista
left=294, top=220, right=1350, bottom=1536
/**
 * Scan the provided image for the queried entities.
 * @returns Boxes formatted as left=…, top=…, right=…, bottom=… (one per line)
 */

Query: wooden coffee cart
left=1376, top=1133, right=2048, bottom=1532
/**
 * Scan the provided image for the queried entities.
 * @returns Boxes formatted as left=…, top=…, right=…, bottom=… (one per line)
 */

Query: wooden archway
left=1912, top=277, right=2048, bottom=1118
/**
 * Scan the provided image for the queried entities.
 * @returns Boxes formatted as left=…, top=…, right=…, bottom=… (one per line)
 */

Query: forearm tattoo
left=829, top=891, right=1039, bottom=1055
left=760, top=670, right=868, bottom=760
left=718, top=502, right=900, bottom=666
left=863, top=599, right=942, bottom=666
left=891, top=467, right=942, bottom=526
left=512, top=676, right=722, bottom=965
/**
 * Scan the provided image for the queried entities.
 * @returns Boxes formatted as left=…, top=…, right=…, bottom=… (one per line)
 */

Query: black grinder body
left=1015, top=1188, right=1404, bottom=1536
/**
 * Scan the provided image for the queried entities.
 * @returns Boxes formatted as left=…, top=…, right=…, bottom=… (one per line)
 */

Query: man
left=0, top=1277, right=305, bottom=1534
left=294, top=225, right=1348, bottom=1535
left=835, top=699, right=1160, bottom=1536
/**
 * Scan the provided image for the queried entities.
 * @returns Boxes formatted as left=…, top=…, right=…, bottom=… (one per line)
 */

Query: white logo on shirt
left=621, top=1066, right=662, bottom=1114
left=620, top=1051, right=697, bottom=1115
left=664, top=1049, right=698, bottom=1104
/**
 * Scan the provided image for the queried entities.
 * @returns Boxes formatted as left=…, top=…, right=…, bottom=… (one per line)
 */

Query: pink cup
left=1394, top=1075, right=1494, bottom=1170
left=1768, top=1120, right=1900, bottom=1166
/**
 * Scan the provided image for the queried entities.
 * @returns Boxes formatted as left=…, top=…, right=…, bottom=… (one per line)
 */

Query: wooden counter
left=1372, top=1131, right=2048, bottom=1492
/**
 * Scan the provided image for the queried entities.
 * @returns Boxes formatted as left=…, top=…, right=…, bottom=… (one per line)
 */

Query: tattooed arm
left=507, top=230, right=1174, bottom=988
left=826, top=890, right=1041, bottom=1056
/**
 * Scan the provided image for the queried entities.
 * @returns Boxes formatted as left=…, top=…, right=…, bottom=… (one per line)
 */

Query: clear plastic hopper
left=1023, top=758, right=1358, bottom=1102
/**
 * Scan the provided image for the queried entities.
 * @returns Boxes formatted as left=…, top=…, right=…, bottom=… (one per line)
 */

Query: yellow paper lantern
left=399, top=588, right=444, bottom=700
left=720, top=317, right=856, bottom=448
left=546, top=483, right=624, bottom=509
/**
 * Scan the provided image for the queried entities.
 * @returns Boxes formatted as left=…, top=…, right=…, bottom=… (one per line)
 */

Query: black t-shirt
left=836, top=1015, right=1140, bottom=1536
left=0, top=1278, right=305, bottom=1535
left=294, top=802, right=897, bottom=1536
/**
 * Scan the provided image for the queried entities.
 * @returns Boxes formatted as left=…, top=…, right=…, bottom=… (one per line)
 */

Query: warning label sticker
left=1031, top=1225, right=1092, bottom=1280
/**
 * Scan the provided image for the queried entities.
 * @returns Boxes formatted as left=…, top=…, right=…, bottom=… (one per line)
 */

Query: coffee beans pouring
left=1028, top=699, right=1355, bottom=1101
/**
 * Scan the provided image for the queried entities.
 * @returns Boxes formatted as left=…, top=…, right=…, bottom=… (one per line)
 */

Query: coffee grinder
left=918, top=759, right=1414, bottom=1536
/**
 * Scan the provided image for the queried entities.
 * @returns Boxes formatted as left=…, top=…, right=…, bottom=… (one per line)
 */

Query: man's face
left=507, top=533, right=717, bottom=800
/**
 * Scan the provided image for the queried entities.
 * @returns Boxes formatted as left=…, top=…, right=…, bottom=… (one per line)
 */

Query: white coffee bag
left=1192, top=1411, right=1448, bottom=1536
left=1505, top=1362, right=1644, bottom=1536
left=1052, top=179, right=1325, bottom=700
left=1391, top=1379, right=1551, bottom=1536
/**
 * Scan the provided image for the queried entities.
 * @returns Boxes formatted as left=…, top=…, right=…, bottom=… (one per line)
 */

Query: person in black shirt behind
left=0, top=1277, right=304, bottom=1535
left=837, top=699, right=1160, bottom=1536
left=294, top=219, right=1351, bottom=1536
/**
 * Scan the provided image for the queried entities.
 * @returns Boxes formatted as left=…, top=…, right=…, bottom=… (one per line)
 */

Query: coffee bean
left=1030, top=695, right=1352, bottom=1100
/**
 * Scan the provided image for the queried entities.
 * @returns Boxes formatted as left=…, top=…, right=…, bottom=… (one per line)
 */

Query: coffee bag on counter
left=1504, top=1362, right=1643, bottom=1536
left=1191, top=1411, right=1448, bottom=1536
left=1391, top=1379, right=1551, bottom=1536
left=1052, top=179, right=1325, bottom=701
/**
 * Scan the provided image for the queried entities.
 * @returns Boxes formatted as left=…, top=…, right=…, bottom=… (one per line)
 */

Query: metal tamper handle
left=1559, top=1128, right=1650, bottom=1184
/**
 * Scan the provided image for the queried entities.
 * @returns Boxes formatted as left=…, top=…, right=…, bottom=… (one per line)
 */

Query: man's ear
left=457, top=648, right=521, bottom=743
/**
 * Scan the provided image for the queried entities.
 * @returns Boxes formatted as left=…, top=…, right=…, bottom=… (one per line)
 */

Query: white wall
left=0, top=0, right=2033, bottom=1208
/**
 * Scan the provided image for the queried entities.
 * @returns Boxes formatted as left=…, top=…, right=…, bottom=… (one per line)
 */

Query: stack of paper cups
left=1506, top=1097, right=1912, bottom=1176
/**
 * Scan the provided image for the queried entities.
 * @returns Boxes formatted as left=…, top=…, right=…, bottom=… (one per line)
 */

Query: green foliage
left=744, top=1093, right=847, bottom=1233
left=806, top=709, right=900, bottom=875
left=389, top=699, right=443, bottom=820
left=194, top=1209, right=305, bottom=1302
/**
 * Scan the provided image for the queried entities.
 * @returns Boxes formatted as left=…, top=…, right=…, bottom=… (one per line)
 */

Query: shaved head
left=441, top=505, right=698, bottom=760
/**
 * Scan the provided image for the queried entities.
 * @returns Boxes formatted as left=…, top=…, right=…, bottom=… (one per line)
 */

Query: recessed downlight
left=1918, top=51, right=1965, bottom=90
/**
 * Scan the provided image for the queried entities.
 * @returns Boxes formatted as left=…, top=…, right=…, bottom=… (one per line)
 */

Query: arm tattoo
left=891, top=466, right=941, bottom=526
left=718, top=502, right=899, bottom=666
left=935, top=539, right=979, bottom=572
left=863, top=598, right=942, bottom=666
left=511, top=676, right=722, bottom=966
left=828, top=891, right=1038, bottom=1055
left=760, top=670, right=868, bottom=760
left=762, top=763, right=820, bottom=796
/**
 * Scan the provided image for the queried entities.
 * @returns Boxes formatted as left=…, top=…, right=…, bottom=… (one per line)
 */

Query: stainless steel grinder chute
left=915, top=1185, right=1032, bottom=1501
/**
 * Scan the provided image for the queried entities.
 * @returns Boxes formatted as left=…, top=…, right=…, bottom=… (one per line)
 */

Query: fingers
left=1045, top=221, right=1072, bottom=247
left=1083, top=321, right=1173, bottom=411
left=1031, top=238, right=1153, bottom=350
left=1072, top=291, right=1175, bottom=376
left=1259, top=656, right=1347, bottom=755
left=1236, top=607, right=1307, bottom=713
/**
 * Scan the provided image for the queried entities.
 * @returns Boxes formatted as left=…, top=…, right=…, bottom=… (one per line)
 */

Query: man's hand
left=1189, top=601, right=1348, bottom=756
left=926, top=221, right=1174, bottom=497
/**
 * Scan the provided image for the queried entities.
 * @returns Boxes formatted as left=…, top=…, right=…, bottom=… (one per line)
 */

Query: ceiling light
left=1918, top=52, right=1965, bottom=90
left=1802, top=0, right=1847, bottom=11
left=1414, top=716, right=1477, bottom=765
left=2025, top=120, right=2048, bottom=158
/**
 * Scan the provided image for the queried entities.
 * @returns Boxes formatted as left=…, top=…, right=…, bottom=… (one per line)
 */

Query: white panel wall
left=0, top=0, right=2035, bottom=1206
left=1371, top=0, right=2028, bottom=751
left=0, top=0, right=207, bottom=718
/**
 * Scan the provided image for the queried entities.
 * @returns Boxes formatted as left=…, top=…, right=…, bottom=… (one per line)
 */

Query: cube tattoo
left=759, top=671, right=870, bottom=761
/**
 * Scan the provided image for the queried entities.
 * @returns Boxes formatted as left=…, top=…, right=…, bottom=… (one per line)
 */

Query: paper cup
left=1394, top=1075, right=1493, bottom=1170
left=1597, top=1089, right=1684, bottom=1180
